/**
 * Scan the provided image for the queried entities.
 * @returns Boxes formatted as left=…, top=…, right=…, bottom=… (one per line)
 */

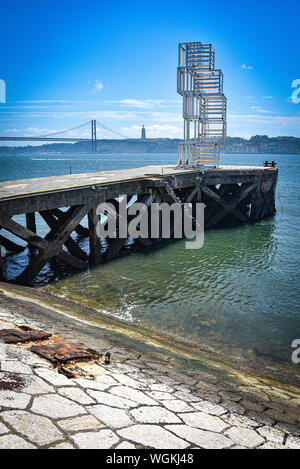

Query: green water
left=1, top=152, right=300, bottom=375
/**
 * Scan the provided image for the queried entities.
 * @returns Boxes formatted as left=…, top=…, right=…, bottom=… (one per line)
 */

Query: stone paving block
left=118, top=424, right=189, bottom=449
left=230, top=445, right=248, bottom=449
left=86, top=390, right=137, bottom=409
left=161, top=399, right=194, bottom=413
left=0, top=434, right=36, bottom=449
left=193, top=389, right=222, bottom=403
left=148, top=383, right=174, bottom=393
left=0, top=422, right=9, bottom=435
left=285, top=435, right=300, bottom=449
left=114, top=363, right=139, bottom=373
left=75, top=378, right=112, bottom=392
left=155, top=375, right=177, bottom=387
left=88, top=404, right=133, bottom=429
left=21, top=375, right=54, bottom=395
left=146, top=391, right=176, bottom=401
left=258, top=442, right=287, bottom=449
left=71, top=429, right=119, bottom=449
left=58, top=415, right=103, bottom=432
left=19, top=353, right=49, bottom=367
left=94, top=372, right=118, bottom=384
left=130, top=406, right=181, bottom=424
left=1, top=361, right=32, bottom=375
left=165, top=424, right=233, bottom=449
left=50, top=442, right=74, bottom=449
left=179, top=411, right=228, bottom=432
left=0, top=390, right=31, bottom=409
left=173, top=390, right=201, bottom=402
left=245, top=411, right=274, bottom=426
left=34, top=367, right=77, bottom=387
left=1, top=410, right=63, bottom=446
left=110, top=386, right=158, bottom=405
left=264, top=409, right=297, bottom=425
left=219, top=391, right=242, bottom=402
left=222, top=413, right=259, bottom=428
left=191, top=400, right=227, bottom=416
left=257, top=425, right=285, bottom=444
left=115, top=441, right=136, bottom=449
left=240, top=400, right=265, bottom=413
left=221, top=400, right=246, bottom=415
left=275, top=421, right=300, bottom=436
left=111, top=373, right=147, bottom=390
left=225, top=426, right=265, bottom=448
left=31, top=394, right=87, bottom=419
left=58, top=386, right=96, bottom=405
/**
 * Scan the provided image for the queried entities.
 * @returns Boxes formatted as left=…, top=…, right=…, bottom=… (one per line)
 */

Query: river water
left=1, top=151, right=299, bottom=376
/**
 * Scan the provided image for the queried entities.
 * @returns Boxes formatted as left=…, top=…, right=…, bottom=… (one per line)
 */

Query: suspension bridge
left=0, top=120, right=128, bottom=150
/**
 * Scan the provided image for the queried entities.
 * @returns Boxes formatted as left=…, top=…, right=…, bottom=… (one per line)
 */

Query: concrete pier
left=0, top=165, right=278, bottom=284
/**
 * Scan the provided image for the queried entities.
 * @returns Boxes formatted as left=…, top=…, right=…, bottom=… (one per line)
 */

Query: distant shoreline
left=1, top=135, right=300, bottom=155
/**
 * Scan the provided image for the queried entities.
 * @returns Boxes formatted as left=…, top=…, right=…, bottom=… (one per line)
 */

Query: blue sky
left=0, top=0, right=299, bottom=142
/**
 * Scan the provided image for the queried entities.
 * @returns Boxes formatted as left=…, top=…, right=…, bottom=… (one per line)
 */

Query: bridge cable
left=36, top=121, right=91, bottom=138
left=96, top=121, right=128, bottom=139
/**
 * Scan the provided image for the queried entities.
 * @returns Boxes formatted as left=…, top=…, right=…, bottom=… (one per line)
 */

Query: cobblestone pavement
left=0, top=304, right=300, bottom=449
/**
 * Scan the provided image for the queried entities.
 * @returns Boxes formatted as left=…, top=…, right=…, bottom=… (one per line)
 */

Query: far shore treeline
left=1, top=135, right=300, bottom=155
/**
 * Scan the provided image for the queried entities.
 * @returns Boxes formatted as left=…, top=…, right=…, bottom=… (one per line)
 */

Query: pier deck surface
left=0, top=164, right=278, bottom=284
left=0, top=165, right=274, bottom=201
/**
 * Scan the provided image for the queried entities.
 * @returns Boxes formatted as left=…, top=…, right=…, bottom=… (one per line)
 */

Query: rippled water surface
left=1, top=152, right=299, bottom=374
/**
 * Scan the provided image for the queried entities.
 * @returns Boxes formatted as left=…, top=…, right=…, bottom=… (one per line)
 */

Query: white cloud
left=106, top=99, right=159, bottom=109
left=14, top=100, right=85, bottom=104
left=263, top=96, right=274, bottom=100
left=241, top=64, right=254, bottom=70
left=92, top=80, right=103, bottom=93
left=228, top=112, right=300, bottom=127
left=121, top=124, right=182, bottom=138
left=5, top=126, right=57, bottom=134
left=105, top=99, right=181, bottom=109
left=250, top=106, right=274, bottom=114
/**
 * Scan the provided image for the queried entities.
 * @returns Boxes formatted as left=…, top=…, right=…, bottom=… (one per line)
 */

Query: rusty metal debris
left=57, top=366, right=79, bottom=379
left=0, top=326, right=52, bottom=344
left=104, top=351, right=111, bottom=365
left=30, top=338, right=101, bottom=366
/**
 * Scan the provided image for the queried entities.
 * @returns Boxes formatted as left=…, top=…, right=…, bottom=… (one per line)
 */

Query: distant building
left=141, top=125, right=146, bottom=139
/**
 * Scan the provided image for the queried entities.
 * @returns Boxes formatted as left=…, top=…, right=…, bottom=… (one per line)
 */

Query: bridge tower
left=91, top=119, right=97, bottom=151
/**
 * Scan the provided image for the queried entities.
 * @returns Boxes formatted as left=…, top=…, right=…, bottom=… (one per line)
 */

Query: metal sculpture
left=177, top=42, right=227, bottom=167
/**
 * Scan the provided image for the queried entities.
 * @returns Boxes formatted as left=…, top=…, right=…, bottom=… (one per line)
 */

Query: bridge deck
left=0, top=164, right=273, bottom=201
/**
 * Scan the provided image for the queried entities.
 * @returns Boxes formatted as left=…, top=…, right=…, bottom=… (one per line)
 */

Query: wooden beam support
left=26, top=212, right=36, bottom=234
left=56, top=250, right=88, bottom=270
left=52, top=208, right=89, bottom=237
left=9, top=203, right=90, bottom=284
left=203, top=183, right=256, bottom=229
left=88, top=206, right=102, bottom=265
left=40, top=210, right=88, bottom=261
left=0, top=219, right=48, bottom=251
left=104, top=194, right=152, bottom=261
left=0, top=234, right=25, bottom=253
